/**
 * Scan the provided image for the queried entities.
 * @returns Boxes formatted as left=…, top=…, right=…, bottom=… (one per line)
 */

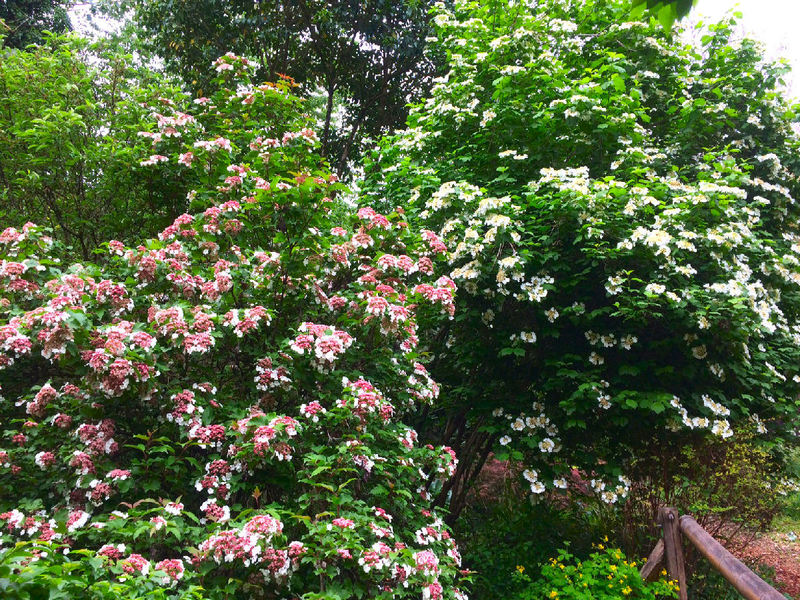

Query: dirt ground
left=731, top=531, right=800, bottom=599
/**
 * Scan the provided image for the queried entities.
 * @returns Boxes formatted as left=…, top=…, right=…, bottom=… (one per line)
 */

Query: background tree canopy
left=124, top=0, right=442, bottom=173
left=0, top=34, right=189, bottom=259
left=0, top=0, right=71, bottom=48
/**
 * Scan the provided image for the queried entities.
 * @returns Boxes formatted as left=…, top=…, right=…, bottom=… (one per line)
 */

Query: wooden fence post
left=679, top=515, right=786, bottom=600
left=639, top=538, right=665, bottom=582
left=658, top=506, right=688, bottom=600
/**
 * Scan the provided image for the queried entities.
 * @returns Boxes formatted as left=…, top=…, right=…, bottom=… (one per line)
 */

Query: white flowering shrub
left=0, top=55, right=468, bottom=599
left=364, top=0, right=800, bottom=512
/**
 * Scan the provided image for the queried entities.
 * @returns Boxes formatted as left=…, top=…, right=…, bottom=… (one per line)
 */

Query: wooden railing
left=639, top=507, right=785, bottom=600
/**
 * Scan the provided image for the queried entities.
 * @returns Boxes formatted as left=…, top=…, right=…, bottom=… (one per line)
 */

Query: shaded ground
left=470, top=458, right=800, bottom=597
left=731, top=531, right=800, bottom=598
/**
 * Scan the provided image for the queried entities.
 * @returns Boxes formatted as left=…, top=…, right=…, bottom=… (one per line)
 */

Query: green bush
left=616, top=433, right=787, bottom=559
left=512, top=544, right=677, bottom=600
left=365, top=0, right=800, bottom=519
left=454, top=473, right=598, bottom=598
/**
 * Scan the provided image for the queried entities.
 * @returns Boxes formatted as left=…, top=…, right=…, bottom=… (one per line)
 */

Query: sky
left=687, top=0, right=800, bottom=100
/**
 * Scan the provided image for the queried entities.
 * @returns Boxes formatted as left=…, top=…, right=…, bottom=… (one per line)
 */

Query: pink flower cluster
left=0, top=55, right=466, bottom=599
left=290, top=322, right=354, bottom=369
left=337, top=378, right=395, bottom=423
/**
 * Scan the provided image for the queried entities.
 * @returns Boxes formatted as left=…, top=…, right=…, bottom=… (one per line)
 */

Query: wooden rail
left=639, top=507, right=785, bottom=600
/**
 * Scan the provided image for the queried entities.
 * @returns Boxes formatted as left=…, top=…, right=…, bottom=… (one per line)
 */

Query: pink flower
left=422, top=230, right=447, bottom=253
left=414, top=549, right=440, bottom=575
left=423, top=581, right=444, bottom=600
left=366, top=296, right=389, bottom=316
left=243, top=514, right=283, bottom=538
left=351, top=231, right=373, bottom=248
left=164, top=502, right=184, bottom=516
left=155, top=558, right=184, bottom=583
left=66, top=509, right=90, bottom=532
left=200, top=499, right=230, bottom=523
left=97, top=544, right=125, bottom=560
left=140, top=154, right=169, bottom=167
left=330, top=517, right=355, bottom=529
left=121, top=553, right=150, bottom=576
left=34, top=451, right=55, bottom=469
left=214, top=137, right=232, bottom=151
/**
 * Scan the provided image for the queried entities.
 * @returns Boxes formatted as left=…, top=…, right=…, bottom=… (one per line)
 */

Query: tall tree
left=0, top=0, right=71, bottom=48
left=125, top=0, right=441, bottom=173
left=0, top=33, right=188, bottom=258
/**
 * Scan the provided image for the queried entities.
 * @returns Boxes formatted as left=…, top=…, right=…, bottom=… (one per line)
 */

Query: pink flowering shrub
left=0, top=55, right=465, bottom=599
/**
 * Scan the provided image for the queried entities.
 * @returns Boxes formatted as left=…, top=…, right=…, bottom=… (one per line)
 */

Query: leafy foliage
left=364, top=0, right=800, bottom=517
left=618, top=432, right=790, bottom=559
left=631, top=0, right=696, bottom=30
left=0, top=55, right=467, bottom=599
left=0, top=0, right=70, bottom=48
left=453, top=464, right=597, bottom=598
left=0, top=34, right=187, bottom=258
left=512, top=544, right=677, bottom=599
left=2, top=0, right=800, bottom=597
left=123, top=0, right=441, bottom=172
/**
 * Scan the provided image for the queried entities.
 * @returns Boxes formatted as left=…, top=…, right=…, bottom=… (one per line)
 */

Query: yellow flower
left=516, top=565, right=525, bottom=574
left=549, top=591, right=558, bottom=598
left=622, top=586, right=633, bottom=595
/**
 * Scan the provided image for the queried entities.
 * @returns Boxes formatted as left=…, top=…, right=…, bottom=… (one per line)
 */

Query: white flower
left=538, top=438, right=555, bottom=453
left=530, top=481, right=546, bottom=494
left=702, top=394, right=730, bottom=416
left=711, top=419, right=733, bottom=439
left=606, top=275, right=624, bottom=295
left=499, top=435, right=512, bottom=446
left=601, top=491, right=618, bottom=504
